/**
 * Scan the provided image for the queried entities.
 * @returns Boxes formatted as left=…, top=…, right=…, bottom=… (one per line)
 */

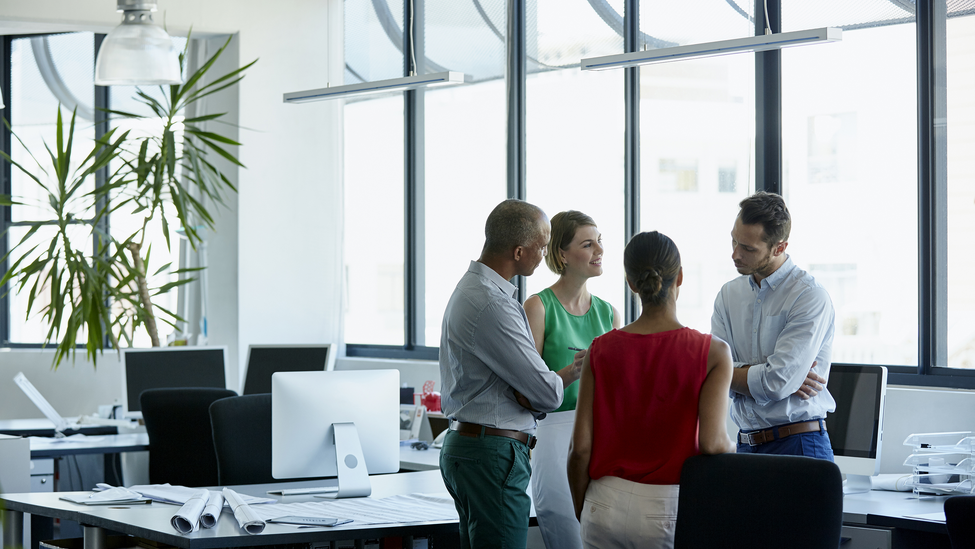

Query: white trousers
left=580, top=476, right=679, bottom=549
left=530, top=410, right=582, bottom=549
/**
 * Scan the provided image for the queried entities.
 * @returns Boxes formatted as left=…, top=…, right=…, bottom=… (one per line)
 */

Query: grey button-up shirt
left=440, top=261, right=563, bottom=434
left=711, top=257, right=836, bottom=431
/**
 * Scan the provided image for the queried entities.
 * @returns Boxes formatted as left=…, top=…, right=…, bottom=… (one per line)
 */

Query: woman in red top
left=567, top=231, right=735, bottom=549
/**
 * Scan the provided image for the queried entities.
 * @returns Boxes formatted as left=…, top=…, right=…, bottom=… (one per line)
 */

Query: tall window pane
left=526, top=0, right=626, bottom=315
left=8, top=33, right=96, bottom=343
left=423, top=0, right=507, bottom=346
left=639, top=0, right=756, bottom=333
left=782, top=21, right=918, bottom=366
left=947, top=13, right=975, bottom=369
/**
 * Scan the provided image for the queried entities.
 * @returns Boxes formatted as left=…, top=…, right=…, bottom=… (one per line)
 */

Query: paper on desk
left=60, top=486, right=149, bottom=505
left=904, top=511, right=946, bottom=523
left=870, top=474, right=914, bottom=492
left=223, top=488, right=266, bottom=534
left=171, top=489, right=209, bottom=534
left=106, top=484, right=275, bottom=506
left=253, top=493, right=459, bottom=526
left=200, top=490, right=224, bottom=528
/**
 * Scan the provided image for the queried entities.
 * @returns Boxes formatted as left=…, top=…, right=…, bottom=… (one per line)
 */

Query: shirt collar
left=469, top=260, right=517, bottom=298
left=749, top=255, right=795, bottom=291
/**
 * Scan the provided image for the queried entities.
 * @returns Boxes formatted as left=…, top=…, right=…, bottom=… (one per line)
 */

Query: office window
left=525, top=0, right=626, bottom=313
left=6, top=33, right=97, bottom=344
left=638, top=0, right=756, bottom=334
left=423, top=0, right=507, bottom=346
left=783, top=21, right=918, bottom=366
left=947, top=13, right=975, bottom=370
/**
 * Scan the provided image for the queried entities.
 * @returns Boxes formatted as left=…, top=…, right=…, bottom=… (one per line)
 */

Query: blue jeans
left=737, top=419, right=835, bottom=460
left=440, top=429, right=533, bottom=549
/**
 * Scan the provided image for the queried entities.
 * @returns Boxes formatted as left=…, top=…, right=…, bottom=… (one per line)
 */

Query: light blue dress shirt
left=440, top=261, right=564, bottom=434
left=711, top=256, right=836, bottom=431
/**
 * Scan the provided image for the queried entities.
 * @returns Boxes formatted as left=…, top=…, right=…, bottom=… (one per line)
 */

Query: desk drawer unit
left=841, top=525, right=892, bottom=549
left=31, top=458, right=54, bottom=492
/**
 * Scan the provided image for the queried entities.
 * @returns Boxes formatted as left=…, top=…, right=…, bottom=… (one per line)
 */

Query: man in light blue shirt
left=711, top=192, right=836, bottom=459
left=440, top=199, right=583, bottom=548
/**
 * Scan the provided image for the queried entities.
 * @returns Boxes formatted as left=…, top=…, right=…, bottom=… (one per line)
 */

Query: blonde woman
left=524, top=210, right=621, bottom=549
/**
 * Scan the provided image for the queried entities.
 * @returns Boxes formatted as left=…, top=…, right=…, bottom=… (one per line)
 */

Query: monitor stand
left=844, top=474, right=872, bottom=494
left=267, top=422, right=372, bottom=498
left=328, top=422, right=372, bottom=498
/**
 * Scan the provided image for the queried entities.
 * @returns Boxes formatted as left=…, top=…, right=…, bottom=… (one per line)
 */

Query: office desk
left=29, top=434, right=150, bottom=459
left=2, top=470, right=459, bottom=549
left=0, top=419, right=119, bottom=438
left=842, top=490, right=951, bottom=548
left=398, top=446, right=440, bottom=471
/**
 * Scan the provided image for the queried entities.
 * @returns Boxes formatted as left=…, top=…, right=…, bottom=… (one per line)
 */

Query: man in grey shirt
left=440, top=199, right=584, bottom=549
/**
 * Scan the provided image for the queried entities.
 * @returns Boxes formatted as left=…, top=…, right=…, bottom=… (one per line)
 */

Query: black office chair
left=209, top=394, right=276, bottom=485
left=945, top=495, right=975, bottom=549
left=140, top=387, right=237, bottom=487
left=674, top=453, right=843, bottom=549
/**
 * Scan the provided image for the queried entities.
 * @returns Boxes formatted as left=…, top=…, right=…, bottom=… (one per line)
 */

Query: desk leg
left=2, top=509, right=24, bottom=549
left=82, top=525, right=106, bottom=549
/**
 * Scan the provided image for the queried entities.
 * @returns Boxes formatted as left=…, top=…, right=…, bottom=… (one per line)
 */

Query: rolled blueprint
left=200, top=490, right=225, bottom=528
left=223, top=487, right=266, bottom=534
left=171, top=489, right=209, bottom=534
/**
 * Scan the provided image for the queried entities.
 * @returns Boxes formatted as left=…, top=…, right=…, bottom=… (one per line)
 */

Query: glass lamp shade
left=95, top=22, right=182, bottom=85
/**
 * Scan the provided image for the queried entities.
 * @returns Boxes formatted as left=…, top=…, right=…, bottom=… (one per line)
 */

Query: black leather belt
left=450, top=421, right=537, bottom=449
left=738, top=419, right=826, bottom=446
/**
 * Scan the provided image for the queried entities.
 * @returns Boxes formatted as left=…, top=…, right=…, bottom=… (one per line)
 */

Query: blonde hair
left=544, top=210, right=596, bottom=275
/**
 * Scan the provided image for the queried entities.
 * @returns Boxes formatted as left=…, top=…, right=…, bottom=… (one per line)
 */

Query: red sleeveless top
left=588, top=327, right=711, bottom=485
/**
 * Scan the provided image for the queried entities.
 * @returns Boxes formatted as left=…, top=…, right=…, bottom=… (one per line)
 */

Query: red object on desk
left=421, top=392, right=441, bottom=413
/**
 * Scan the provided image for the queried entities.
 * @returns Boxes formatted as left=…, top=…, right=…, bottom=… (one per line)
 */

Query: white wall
left=0, top=0, right=345, bottom=395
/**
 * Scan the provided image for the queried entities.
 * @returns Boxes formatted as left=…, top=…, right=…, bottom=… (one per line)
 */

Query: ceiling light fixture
left=581, top=27, right=841, bottom=71
left=94, top=0, right=182, bottom=86
left=284, top=0, right=465, bottom=103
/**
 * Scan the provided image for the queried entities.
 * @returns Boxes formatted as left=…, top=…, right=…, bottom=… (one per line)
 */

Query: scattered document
left=171, top=489, right=209, bottom=534
left=904, top=511, right=946, bottom=523
left=60, top=486, right=150, bottom=506
left=252, top=493, right=458, bottom=526
left=224, top=488, right=266, bottom=534
left=201, top=490, right=225, bottom=529
left=96, top=483, right=276, bottom=506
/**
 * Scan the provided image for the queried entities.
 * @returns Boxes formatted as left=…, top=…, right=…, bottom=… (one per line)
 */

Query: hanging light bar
left=283, top=71, right=466, bottom=104
left=581, top=27, right=842, bottom=71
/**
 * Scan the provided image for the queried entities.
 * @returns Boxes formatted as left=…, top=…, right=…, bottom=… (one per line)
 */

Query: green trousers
left=440, top=428, right=533, bottom=549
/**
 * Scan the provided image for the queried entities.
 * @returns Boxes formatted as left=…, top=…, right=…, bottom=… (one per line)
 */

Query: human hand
left=558, top=349, right=588, bottom=386
left=793, top=361, right=825, bottom=400
left=513, top=390, right=539, bottom=412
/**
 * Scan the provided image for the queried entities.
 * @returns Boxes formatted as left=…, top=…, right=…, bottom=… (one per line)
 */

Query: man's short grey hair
left=483, top=199, right=546, bottom=256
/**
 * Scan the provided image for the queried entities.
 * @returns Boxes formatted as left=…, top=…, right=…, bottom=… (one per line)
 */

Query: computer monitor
left=241, top=344, right=336, bottom=395
left=121, top=346, right=228, bottom=420
left=271, top=370, right=399, bottom=498
left=826, top=364, right=887, bottom=494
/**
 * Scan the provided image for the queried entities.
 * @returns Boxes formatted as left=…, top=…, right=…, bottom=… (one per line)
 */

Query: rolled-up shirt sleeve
left=474, top=298, right=564, bottom=413
left=746, top=287, right=834, bottom=406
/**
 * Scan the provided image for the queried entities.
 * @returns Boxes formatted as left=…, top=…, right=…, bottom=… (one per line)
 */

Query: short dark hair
left=545, top=210, right=596, bottom=275
left=483, top=199, right=546, bottom=256
left=624, top=231, right=681, bottom=307
left=738, top=191, right=791, bottom=247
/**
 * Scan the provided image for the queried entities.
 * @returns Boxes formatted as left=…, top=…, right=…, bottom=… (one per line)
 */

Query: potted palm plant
left=0, top=36, right=256, bottom=367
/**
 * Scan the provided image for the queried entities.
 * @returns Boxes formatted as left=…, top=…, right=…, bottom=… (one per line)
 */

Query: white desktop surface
left=842, top=489, right=950, bottom=533
left=29, top=433, right=150, bottom=458
left=399, top=445, right=440, bottom=471
left=1, top=470, right=456, bottom=548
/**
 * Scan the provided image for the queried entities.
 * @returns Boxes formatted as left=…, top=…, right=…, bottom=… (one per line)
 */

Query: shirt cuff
left=746, top=363, right=773, bottom=406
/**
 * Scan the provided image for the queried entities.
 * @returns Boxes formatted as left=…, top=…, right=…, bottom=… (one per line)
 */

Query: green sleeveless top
left=535, top=287, right=615, bottom=412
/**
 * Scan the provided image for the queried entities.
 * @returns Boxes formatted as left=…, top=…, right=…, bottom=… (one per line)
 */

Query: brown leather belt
left=450, top=421, right=537, bottom=449
left=738, top=419, right=825, bottom=446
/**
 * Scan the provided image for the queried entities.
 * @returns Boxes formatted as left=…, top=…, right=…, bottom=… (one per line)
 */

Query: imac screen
left=122, top=347, right=227, bottom=418
left=242, top=345, right=333, bottom=395
left=826, top=365, right=886, bottom=459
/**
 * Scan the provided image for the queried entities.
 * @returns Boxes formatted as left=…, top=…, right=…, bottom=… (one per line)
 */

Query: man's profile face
left=731, top=217, right=776, bottom=277
left=518, top=217, right=550, bottom=277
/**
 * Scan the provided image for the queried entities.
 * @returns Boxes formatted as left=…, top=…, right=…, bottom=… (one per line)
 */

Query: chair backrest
left=140, top=387, right=237, bottom=487
left=209, top=393, right=276, bottom=486
left=945, top=495, right=975, bottom=549
left=674, top=453, right=843, bottom=549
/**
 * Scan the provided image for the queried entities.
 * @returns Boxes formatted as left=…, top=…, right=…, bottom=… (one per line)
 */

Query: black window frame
left=345, top=0, right=975, bottom=390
